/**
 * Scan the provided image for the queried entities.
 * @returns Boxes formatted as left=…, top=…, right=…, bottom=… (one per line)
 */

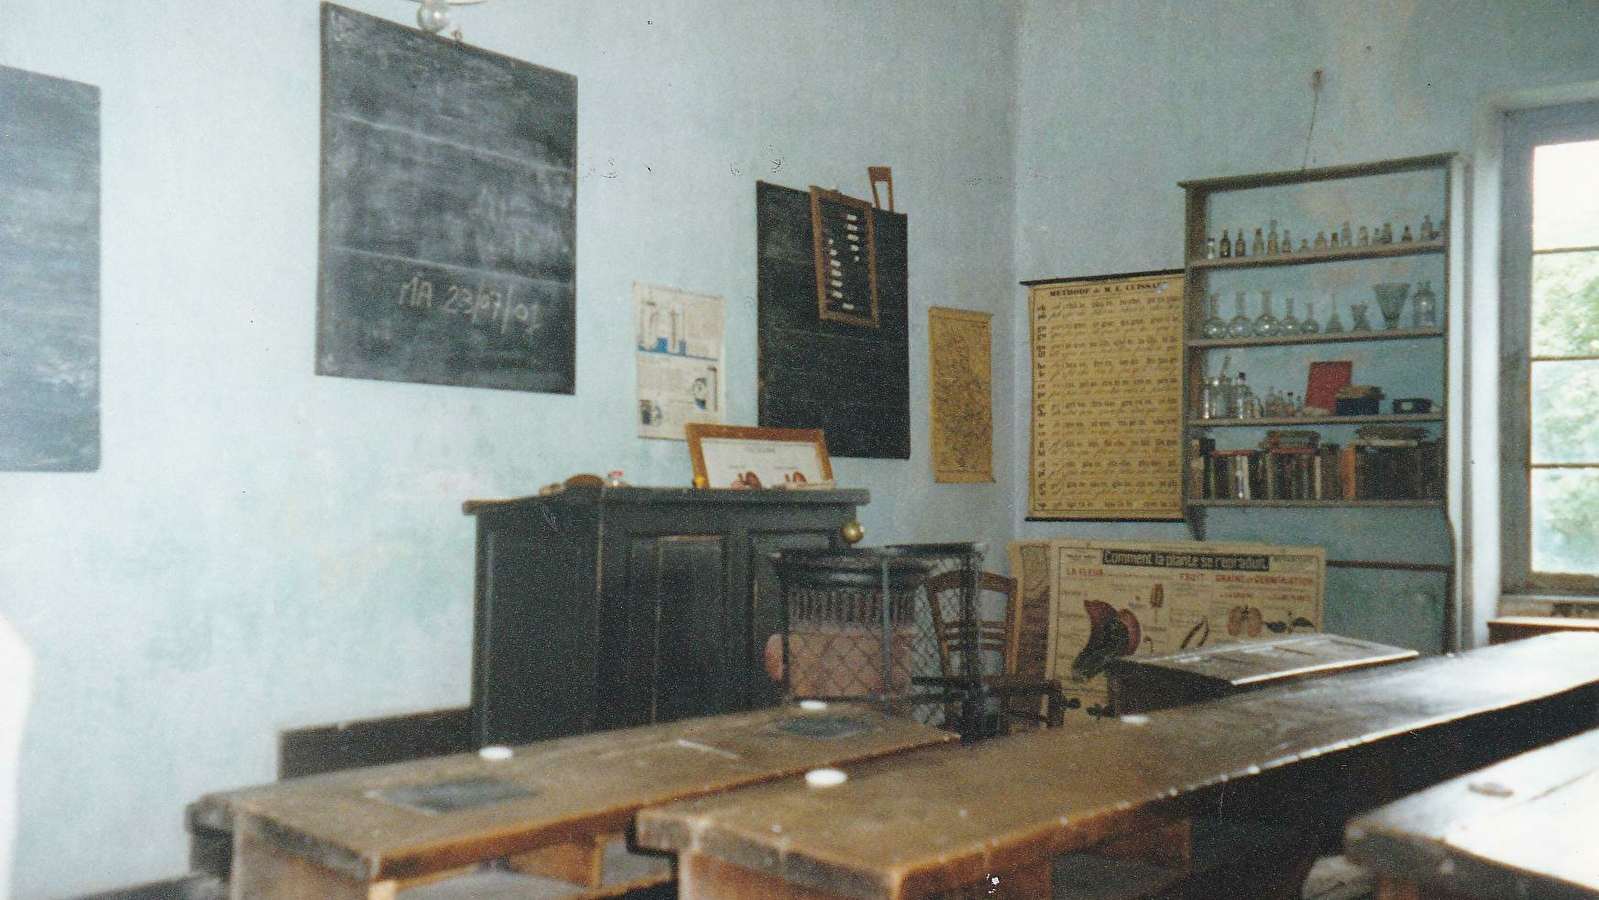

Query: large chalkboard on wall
left=0, top=66, right=100, bottom=471
left=757, top=181, right=909, bottom=459
left=317, top=3, right=577, bottom=393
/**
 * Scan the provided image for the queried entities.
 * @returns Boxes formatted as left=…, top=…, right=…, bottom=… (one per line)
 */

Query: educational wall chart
left=1027, top=272, right=1185, bottom=519
left=0, top=66, right=100, bottom=471
left=316, top=4, right=577, bottom=393
left=928, top=307, right=994, bottom=483
left=635, top=283, right=724, bottom=440
left=1045, top=539, right=1325, bottom=720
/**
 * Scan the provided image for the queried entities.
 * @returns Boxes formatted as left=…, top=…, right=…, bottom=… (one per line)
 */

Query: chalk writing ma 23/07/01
left=398, top=274, right=542, bottom=337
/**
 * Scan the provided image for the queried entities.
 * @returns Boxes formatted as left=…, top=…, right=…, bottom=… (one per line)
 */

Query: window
left=1503, top=102, right=1599, bottom=595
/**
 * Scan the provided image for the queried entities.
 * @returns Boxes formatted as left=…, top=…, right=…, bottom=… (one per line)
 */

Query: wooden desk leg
left=232, top=826, right=394, bottom=900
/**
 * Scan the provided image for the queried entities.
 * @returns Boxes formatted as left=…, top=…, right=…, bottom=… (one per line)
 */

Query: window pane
left=1531, top=359, right=1599, bottom=463
left=1533, top=139, right=1599, bottom=251
left=1532, top=468, right=1599, bottom=577
left=1531, top=249, right=1599, bottom=357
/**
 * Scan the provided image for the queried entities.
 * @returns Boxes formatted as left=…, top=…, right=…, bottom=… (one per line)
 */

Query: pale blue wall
left=1010, top=1, right=1599, bottom=558
left=0, top=2, right=1019, bottom=895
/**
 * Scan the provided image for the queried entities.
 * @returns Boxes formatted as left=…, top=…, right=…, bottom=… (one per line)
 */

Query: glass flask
left=1252, top=290, right=1279, bottom=338
left=1279, top=297, right=1301, bottom=336
left=1227, top=292, right=1253, bottom=338
left=1202, top=293, right=1228, bottom=338
left=1300, top=298, right=1321, bottom=335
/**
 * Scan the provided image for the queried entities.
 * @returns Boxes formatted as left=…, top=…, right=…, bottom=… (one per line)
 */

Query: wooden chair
left=925, top=570, right=1064, bottom=735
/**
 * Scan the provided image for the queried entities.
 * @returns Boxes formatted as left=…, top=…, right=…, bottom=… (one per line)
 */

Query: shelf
left=1187, top=326, right=1443, bottom=349
left=1188, top=499, right=1445, bottom=509
left=1187, top=413, right=1444, bottom=428
left=1188, top=238, right=1445, bottom=271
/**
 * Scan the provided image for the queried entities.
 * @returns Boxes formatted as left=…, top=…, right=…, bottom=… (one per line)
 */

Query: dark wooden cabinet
left=465, top=486, right=869, bottom=746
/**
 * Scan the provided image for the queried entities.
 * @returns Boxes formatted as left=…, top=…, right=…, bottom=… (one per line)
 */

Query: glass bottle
left=1202, top=293, right=1228, bottom=338
left=1358, top=225, right=1370, bottom=247
left=1313, top=231, right=1328, bottom=251
left=1219, top=229, right=1232, bottom=259
left=1280, top=228, right=1292, bottom=254
left=1421, top=214, right=1436, bottom=241
left=1340, top=221, right=1352, bottom=247
left=1236, top=374, right=1259, bottom=418
left=1325, top=294, right=1346, bottom=334
left=1299, top=238, right=1310, bottom=252
left=1412, top=280, right=1438, bottom=328
left=1252, top=228, right=1265, bottom=256
left=1252, top=290, right=1279, bottom=338
left=1233, top=230, right=1246, bottom=258
left=1300, top=298, right=1321, bottom=335
left=1267, top=220, right=1280, bottom=255
left=1227, top=292, right=1253, bottom=338
left=1206, top=236, right=1218, bottom=259
left=1279, top=297, right=1301, bottom=336
left=1350, top=301, right=1374, bottom=332
left=1401, top=224, right=1414, bottom=243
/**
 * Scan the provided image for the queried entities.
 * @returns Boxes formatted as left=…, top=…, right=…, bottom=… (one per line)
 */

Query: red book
left=1306, top=360, right=1354, bottom=413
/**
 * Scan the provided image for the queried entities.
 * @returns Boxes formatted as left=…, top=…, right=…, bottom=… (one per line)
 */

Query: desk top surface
left=219, top=705, right=951, bottom=881
left=638, top=634, right=1599, bottom=900
left=1347, top=726, right=1599, bottom=899
left=1109, top=633, right=1417, bottom=689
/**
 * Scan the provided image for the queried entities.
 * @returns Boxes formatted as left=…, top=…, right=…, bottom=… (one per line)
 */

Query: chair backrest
left=924, top=570, right=1022, bottom=678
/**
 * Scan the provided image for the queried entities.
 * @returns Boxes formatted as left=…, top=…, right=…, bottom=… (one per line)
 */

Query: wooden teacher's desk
left=1347, top=726, right=1599, bottom=899
left=638, top=634, right=1599, bottom=900
left=202, top=705, right=952, bottom=900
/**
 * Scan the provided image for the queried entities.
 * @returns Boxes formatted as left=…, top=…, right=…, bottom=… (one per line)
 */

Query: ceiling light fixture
left=405, top=0, right=487, bottom=36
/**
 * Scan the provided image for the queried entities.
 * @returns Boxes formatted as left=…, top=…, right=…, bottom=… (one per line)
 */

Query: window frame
left=1501, top=100, right=1599, bottom=596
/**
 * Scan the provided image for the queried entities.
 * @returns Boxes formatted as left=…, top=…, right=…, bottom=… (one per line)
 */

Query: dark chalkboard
left=0, top=66, right=100, bottom=471
left=316, top=4, right=577, bottom=393
left=757, top=182, right=909, bottom=459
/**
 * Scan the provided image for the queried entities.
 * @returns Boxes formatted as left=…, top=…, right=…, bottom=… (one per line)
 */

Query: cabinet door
left=616, top=535, right=732, bottom=727
left=747, top=530, right=836, bottom=710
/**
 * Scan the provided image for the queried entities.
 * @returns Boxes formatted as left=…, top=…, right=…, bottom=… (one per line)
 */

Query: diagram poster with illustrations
left=635, top=282, right=724, bottom=440
left=1045, top=539, right=1324, bottom=720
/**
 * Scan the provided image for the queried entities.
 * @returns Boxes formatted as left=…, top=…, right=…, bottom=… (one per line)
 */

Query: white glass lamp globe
left=417, top=0, right=452, bottom=33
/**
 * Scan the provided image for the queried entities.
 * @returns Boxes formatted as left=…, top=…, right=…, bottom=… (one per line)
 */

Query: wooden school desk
left=1107, top=633, right=1417, bottom=714
left=194, top=704, right=953, bottom=900
left=1346, top=726, right=1599, bottom=899
left=638, top=634, right=1599, bottom=900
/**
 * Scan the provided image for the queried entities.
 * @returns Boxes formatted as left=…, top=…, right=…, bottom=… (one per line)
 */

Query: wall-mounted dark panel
left=757, top=182, right=909, bottom=459
left=0, top=66, right=100, bottom=471
left=316, top=3, right=577, bottom=393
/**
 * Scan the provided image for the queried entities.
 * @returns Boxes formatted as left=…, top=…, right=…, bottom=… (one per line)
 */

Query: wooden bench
left=1346, top=726, right=1599, bottom=899
left=194, top=705, right=953, bottom=900
left=1107, top=633, right=1417, bottom=714
left=1486, top=615, right=1599, bottom=645
left=637, top=633, right=1599, bottom=900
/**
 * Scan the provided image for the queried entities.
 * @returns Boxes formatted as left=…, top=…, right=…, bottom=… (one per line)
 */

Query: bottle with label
left=1219, top=229, right=1232, bottom=259
left=1267, top=220, right=1280, bottom=254
left=1233, top=230, right=1246, bottom=258
left=1252, top=228, right=1265, bottom=256
left=1206, top=236, right=1218, bottom=259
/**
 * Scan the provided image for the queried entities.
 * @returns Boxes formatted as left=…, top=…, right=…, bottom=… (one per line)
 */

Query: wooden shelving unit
left=1187, top=413, right=1445, bottom=428
left=1179, top=153, right=1458, bottom=652
left=1187, top=238, right=1445, bottom=272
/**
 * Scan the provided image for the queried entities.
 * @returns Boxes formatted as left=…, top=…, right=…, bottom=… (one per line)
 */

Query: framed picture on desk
left=686, top=424, right=833, bottom=489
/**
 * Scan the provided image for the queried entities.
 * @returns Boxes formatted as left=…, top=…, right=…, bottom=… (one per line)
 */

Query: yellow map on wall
left=929, top=307, right=994, bottom=482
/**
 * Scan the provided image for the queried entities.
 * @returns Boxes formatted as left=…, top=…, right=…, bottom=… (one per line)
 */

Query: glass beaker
left=1372, top=282, right=1410, bottom=330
